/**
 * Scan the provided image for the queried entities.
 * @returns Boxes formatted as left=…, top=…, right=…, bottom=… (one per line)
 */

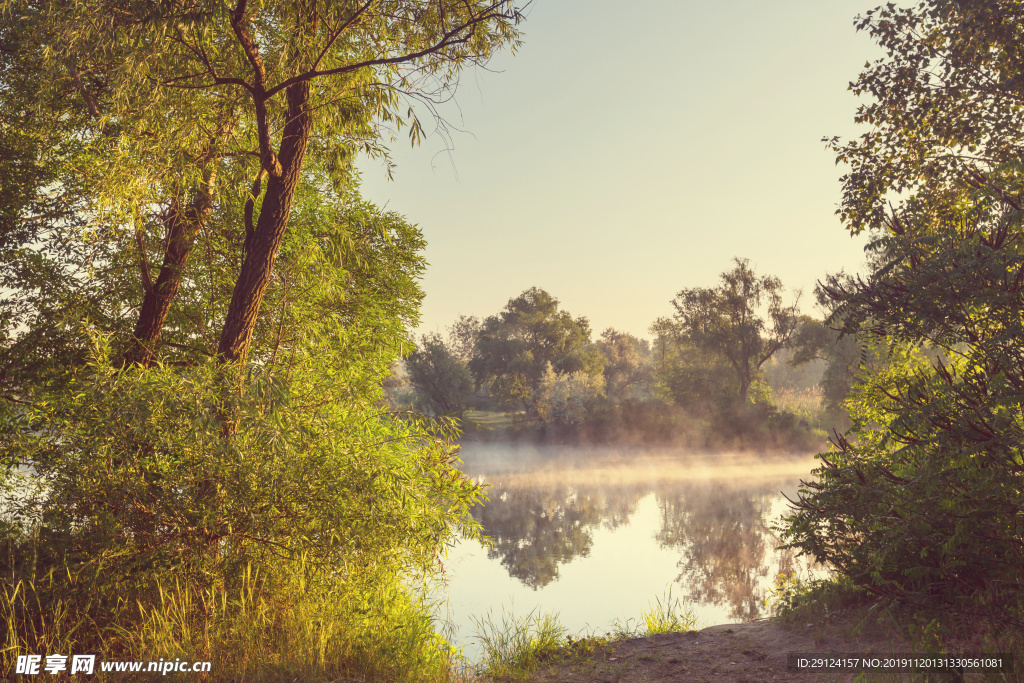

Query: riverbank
left=472, top=583, right=1024, bottom=683
left=506, top=618, right=910, bottom=683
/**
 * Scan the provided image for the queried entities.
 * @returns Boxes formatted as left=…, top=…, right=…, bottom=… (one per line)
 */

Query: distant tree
left=596, top=329, right=653, bottom=403
left=787, top=315, right=833, bottom=369
left=447, top=315, right=482, bottom=362
left=649, top=317, right=738, bottom=411
left=381, top=360, right=417, bottom=410
left=669, top=259, right=799, bottom=403
left=534, top=362, right=605, bottom=426
left=405, top=333, right=474, bottom=416
left=470, top=288, right=604, bottom=414
left=788, top=310, right=877, bottom=419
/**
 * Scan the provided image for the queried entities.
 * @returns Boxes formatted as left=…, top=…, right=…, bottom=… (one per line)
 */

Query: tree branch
left=228, top=0, right=281, bottom=176
left=243, top=168, right=267, bottom=252
left=310, top=0, right=376, bottom=73
left=70, top=61, right=111, bottom=135
left=135, top=227, right=154, bottom=296
left=265, top=6, right=512, bottom=98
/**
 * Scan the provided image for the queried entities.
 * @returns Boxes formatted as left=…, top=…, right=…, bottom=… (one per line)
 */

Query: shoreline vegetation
left=456, top=408, right=828, bottom=453
left=469, top=580, right=1024, bottom=682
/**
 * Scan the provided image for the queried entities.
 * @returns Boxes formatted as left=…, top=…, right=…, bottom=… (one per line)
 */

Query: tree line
left=394, top=258, right=863, bottom=448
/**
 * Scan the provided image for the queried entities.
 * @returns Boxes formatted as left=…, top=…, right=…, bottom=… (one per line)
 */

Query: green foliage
left=1, top=176, right=483, bottom=675
left=649, top=259, right=799, bottom=424
left=1, top=0, right=525, bottom=674
left=787, top=315, right=834, bottom=369
left=470, top=288, right=604, bottom=415
left=782, top=0, right=1024, bottom=624
left=446, top=314, right=482, bottom=363
left=663, top=258, right=799, bottom=404
left=472, top=607, right=570, bottom=679
left=596, top=329, right=653, bottom=403
left=785, top=311, right=882, bottom=429
left=766, top=574, right=874, bottom=628
left=447, top=279, right=815, bottom=446
left=764, top=571, right=804, bottom=616
left=5, top=0, right=526, bottom=198
left=406, top=333, right=475, bottom=417
left=830, top=0, right=1024, bottom=238
left=638, top=589, right=697, bottom=636
left=7, top=336, right=479, bottom=582
left=782, top=308, right=1024, bottom=619
left=2, top=0, right=525, bottom=368
left=534, top=362, right=605, bottom=427
left=649, top=317, right=737, bottom=412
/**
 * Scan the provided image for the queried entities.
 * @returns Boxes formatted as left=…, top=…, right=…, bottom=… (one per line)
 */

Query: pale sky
left=356, top=0, right=882, bottom=341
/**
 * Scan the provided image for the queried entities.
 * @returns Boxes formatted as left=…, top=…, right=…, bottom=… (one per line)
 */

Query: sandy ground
left=515, top=618, right=931, bottom=683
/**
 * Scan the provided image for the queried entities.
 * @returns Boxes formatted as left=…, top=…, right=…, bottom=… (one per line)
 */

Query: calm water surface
left=434, top=443, right=825, bottom=660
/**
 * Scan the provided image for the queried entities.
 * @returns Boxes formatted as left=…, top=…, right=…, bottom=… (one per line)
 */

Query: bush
left=0, top=332, right=483, bottom=680
left=780, top=230, right=1024, bottom=624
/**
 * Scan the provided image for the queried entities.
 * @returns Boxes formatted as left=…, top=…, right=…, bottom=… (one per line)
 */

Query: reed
left=2, top=561, right=464, bottom=682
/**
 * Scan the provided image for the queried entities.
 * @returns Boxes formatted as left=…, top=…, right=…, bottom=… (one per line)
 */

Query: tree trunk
left=217, top=82, right=312, bottom=364
left=123, top=103, right=235, bottom=369
left=124, top=173, right=216, bottom=368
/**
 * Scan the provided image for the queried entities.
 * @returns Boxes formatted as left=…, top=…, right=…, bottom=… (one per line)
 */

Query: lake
left=434, top=443, right=825, bottom=660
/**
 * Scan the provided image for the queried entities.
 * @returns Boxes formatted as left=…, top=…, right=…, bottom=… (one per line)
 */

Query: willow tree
left=3, top=0, right=524, bottom=370
left=0, top=1, right=523, bottom=674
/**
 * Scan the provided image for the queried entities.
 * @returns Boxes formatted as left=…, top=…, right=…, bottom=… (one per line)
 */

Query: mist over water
left=436, top=443, right=825, bottom=661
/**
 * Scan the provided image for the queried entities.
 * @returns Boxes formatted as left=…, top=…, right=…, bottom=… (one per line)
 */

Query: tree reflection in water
left=468, top=463, right=802, bottom=616
left=471, top=483, right=644, bottom=588
left=654, top=482, right=797, bottom=621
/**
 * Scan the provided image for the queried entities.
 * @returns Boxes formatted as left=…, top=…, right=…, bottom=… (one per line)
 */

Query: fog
left=457, top=443, right=819, bottom=486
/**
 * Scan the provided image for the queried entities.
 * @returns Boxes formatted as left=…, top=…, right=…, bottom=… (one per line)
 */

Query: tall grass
left=470, top=607, right=569, bottom=679
left=2, top=561, right=463, bottom=682
left=1, top=576, right=104, bottom=673
left=471, top=591, right=698, bottom=680
left=638, top=589, right=698, bottom=636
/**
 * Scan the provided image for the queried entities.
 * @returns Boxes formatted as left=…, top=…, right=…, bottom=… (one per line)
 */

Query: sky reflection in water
left=435, top=444, right=825, bottom=660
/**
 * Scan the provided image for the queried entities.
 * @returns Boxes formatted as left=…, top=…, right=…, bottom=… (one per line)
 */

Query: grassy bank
left=467, top=579, right=1024, bottom=682
left=1, top=563, right=465, bottom=683
left=467, top=591, right=697, bottom=681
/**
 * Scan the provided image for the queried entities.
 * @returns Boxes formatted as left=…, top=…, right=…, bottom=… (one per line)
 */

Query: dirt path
left=519, top=619, right=918, bottom=682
